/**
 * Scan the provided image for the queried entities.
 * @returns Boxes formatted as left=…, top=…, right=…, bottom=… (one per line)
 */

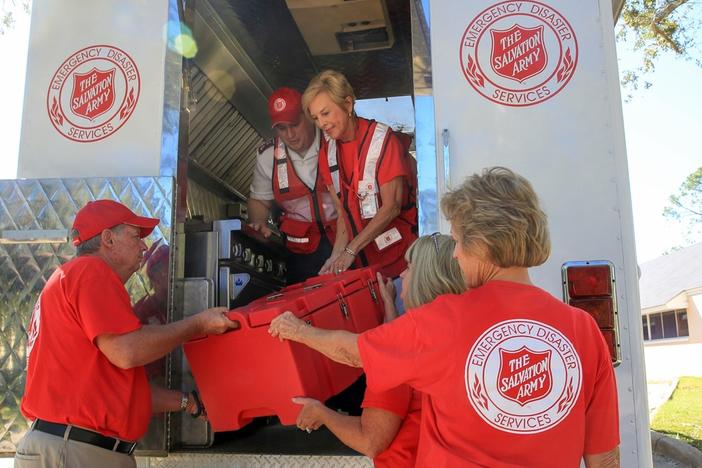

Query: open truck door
left=1, top=0, right=651, bottom=466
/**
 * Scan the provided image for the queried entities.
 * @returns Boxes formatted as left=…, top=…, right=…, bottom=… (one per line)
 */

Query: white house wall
left=643, top=292, right=702, bottom=381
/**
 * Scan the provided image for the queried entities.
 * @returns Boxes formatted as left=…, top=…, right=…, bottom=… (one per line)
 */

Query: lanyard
left=341, top=120, right=374, bottom=197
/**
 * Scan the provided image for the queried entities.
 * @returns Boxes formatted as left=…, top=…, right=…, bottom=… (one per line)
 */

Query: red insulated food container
left=183, top=267, right=384, bottom=431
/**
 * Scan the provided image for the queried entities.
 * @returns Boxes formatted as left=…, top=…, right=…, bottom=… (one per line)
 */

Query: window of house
left=642, top=309, right=689, bottom=341
left=678, top=310, right=689, bottom=337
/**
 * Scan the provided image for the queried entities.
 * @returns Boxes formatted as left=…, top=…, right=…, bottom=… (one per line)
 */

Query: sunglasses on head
left=430, top=232, right=441, bottom=254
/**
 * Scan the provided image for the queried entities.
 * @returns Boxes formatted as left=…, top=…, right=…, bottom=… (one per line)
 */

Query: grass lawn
left=651, top=376, right=702, bottom=452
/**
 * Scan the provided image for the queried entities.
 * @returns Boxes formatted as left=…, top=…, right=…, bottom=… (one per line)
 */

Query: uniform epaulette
left=258, top=139, right=274, bottom=155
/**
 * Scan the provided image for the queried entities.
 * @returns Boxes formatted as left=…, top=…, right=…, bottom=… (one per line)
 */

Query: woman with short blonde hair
left=302, top=69, right=418, bottom=280
left=301, top=70, right=355, bottom=120
left=441, top=166, right=550, bottom=269
left=270, top=166, right=620, bottom=467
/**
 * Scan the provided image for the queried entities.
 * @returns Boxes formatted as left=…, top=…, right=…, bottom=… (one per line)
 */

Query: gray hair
left=403, top=234, right=465, bottom=309
left=72, top=224, right=126, bottom=256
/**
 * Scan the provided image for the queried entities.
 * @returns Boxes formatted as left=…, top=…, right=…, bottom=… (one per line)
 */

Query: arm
left=247, top=198, right=273, bottom=237
left=376, top=272, right=398, bottom=322
left=247, top=198, right=272, bottom=226
left=248, top=145, right=275, bottom=235
left=293, top=397, right=402, bottom=458
left=96, top=307, right=238, bottom=369
left=584, top=447, right=620, bottom=468
left=331, top=177, right=404, bottom=272
left=268, top=311, right=362, bottom=367
left=320, top=189, right=348, bottom=274
left=150, top=383, right=184, bottom=413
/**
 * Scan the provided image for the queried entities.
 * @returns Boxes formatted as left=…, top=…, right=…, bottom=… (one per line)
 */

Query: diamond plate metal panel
left=0, top=177, right=174, bottom=454
left=141, top=453, right=372, bottom=467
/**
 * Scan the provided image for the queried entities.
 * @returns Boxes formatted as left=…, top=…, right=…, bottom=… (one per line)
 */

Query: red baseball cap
left=71, top=199, right=159, bottom=246
left=268, top=87, right=303, bottom=128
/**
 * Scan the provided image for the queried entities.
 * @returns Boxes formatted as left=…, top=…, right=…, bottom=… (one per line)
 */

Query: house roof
left=639, top=242, right=702, bottom=309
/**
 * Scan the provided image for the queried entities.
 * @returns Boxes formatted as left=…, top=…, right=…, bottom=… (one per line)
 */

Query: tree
left=618, top=0, right=702, bottom=92
left=663, top=166, right=702, bottom=243
left=0, top=0, right=30, bottom=35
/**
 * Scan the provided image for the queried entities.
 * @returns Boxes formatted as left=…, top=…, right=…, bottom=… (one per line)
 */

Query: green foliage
left=663, top=166, right=702, bottom=242
left=0, top=0, right=30, bottom=35
left=651, top=377, right=702, bottom=451
left=618, top=0, right=702, bottom=92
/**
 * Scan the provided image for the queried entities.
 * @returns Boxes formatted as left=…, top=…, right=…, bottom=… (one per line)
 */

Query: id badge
left=358, top=179, right=378, bottom=219
left=374, top=227, right=402, bottom=250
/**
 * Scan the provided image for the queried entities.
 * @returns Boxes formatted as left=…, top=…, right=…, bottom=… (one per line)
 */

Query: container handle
left=225, top=310, right=249, bottom=330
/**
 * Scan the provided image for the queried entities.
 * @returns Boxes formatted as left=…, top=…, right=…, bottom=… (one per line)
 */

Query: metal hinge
left=367, top=280, right=378, bottom=303
left=337, top=293, right=349, bottom=319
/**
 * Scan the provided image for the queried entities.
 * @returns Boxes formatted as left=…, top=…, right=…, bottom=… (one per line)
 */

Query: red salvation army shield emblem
left=466, top=320, right=582, bottom=434
left=498, top=346, right=552, bottom=406
left=70, top=67, right=116, bottom=121
left=47, top=45, right=141, bottom=143
left=459, top=1, right=578, bottom=107
left=490, top=24, right=546, bottom=83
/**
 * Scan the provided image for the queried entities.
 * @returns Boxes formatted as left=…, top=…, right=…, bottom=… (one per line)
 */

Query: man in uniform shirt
left=16, top=200, right=237, bottom=468
left=248, top=87, right=340, bottom=284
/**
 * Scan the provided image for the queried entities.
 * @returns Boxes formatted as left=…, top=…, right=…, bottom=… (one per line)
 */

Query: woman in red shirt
left=269, top=167, right=621, bottom=467
left=301, top=70, right=417, bottom=279
left=288, top=234, right=465, bottom=467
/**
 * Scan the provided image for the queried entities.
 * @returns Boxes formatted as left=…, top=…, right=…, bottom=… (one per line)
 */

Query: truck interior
left=169, top=0, right=422, bottom=455
left=184, top=0, right=417, bottom=206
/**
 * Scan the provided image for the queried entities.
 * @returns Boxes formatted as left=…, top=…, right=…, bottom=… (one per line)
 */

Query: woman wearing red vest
left=301, top=70, right=418, bottom=278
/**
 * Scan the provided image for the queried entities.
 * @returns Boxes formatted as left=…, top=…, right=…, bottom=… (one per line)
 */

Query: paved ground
left=648, top=380, right=679, bottom=419
left=653, top=452, right=688, bottom=467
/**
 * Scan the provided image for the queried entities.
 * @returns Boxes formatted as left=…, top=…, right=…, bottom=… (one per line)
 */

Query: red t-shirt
left=362, top=384, right=421, bottom=467
left=358, top=281, right=620, bottom=468
left=22, top=256, right=152, bottom=441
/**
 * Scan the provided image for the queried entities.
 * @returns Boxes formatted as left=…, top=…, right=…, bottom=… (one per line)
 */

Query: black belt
left=33, top=419, right=137, bottom=455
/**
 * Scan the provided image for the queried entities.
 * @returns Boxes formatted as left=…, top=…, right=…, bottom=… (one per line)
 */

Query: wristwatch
left=180, top=392, right=190, bottom=411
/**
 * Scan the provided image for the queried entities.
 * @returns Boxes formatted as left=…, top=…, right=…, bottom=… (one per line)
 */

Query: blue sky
left=0, top=4, right=699, bottom=263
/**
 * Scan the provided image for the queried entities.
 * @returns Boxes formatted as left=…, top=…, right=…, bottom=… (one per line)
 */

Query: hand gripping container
left=183, top=267, right=384, bottom=431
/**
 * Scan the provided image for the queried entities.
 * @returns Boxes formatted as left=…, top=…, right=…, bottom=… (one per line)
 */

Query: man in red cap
left=248, top=87, right=341, bottom=284
left=16, top=200, right=238, bottom=468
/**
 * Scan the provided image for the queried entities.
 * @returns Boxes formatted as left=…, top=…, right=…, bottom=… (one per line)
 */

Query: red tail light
left=562, top=261, right=620, bottom=365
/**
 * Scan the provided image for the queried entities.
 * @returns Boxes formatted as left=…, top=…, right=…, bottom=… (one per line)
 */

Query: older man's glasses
left=430, top=232, right=441, bottom=254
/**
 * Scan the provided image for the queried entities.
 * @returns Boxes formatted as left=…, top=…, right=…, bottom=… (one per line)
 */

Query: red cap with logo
left=71, top=199, right=159, bottom=246
left=268, top=87, right=303, bottom=128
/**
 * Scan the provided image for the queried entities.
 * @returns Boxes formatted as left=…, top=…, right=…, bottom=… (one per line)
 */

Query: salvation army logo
left=459, top=1, right=578, bottom=106
left=71, top=68, right=116, bottom=120
left=491, top=25, right=546, bottom=82
left=465, top=319, right=582, bottom=434
left=47, top=45, right=141, bottom=142
left=498, top=346, right=552, bottom=405
left=273, top=97, right=287, bottom=112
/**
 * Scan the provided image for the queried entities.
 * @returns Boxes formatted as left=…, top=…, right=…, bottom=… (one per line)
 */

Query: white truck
left=0, top=0, right=651, bottom=466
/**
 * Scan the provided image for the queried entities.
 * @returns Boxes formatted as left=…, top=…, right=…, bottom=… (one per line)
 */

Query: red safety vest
left=327, top=120, right=418, bottom=278
left=271, top=137, right=337, bottom=254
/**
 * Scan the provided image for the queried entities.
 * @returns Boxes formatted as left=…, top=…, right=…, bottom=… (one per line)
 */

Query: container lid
left=243, top=267, right=377, bottom=327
